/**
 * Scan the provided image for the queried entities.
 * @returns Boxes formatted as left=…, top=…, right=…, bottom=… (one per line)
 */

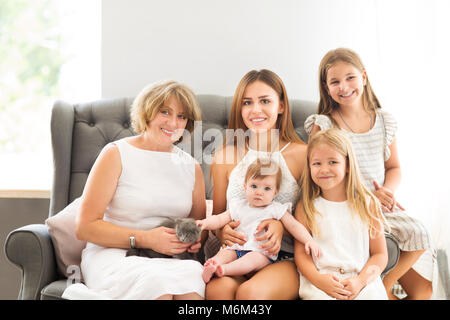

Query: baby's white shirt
left=226, top=199, right=292, bottom=260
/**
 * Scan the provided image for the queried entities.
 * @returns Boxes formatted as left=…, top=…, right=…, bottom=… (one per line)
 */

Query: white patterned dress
left=305, top=111, right=436, bottom=281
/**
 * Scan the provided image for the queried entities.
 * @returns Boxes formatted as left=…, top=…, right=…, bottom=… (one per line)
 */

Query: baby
left=197, top=158, right=321, bottom=283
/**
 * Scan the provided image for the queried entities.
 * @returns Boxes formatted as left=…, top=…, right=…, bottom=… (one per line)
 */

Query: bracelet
left=129, top=236, right=136, bottom=249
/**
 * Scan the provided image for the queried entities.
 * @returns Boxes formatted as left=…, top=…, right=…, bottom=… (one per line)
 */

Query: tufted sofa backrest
left=49, top=95, right=317, bottom=217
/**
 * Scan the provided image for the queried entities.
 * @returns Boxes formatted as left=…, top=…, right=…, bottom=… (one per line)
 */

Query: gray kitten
left=125, top=218, right=202, bottom=261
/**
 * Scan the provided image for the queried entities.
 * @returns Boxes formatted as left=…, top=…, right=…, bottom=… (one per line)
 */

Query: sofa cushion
left=45, top=198, right=86, bottom=278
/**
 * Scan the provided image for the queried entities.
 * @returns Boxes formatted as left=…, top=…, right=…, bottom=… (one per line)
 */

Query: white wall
left=101, top=0, right=450, bottom=205
left=101, top=0, right=381, bottom=101
left=101, top=0, right=450, bottom=268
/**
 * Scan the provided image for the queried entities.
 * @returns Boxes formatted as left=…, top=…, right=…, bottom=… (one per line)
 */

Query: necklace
left=337, top=109, right=373, bottom=133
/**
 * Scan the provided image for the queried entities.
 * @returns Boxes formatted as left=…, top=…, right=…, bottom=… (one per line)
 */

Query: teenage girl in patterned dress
left=305, top=48, right=435, bottom=300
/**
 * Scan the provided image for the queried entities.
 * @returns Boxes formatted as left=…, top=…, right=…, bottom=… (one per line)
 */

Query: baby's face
left=244, top=175, right=278, bottom=208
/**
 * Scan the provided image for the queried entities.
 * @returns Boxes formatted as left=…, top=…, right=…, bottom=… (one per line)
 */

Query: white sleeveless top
left=226, top=143, right=301, bottom=253
left=312, top=197, right=369, bottom=273
left=103, top=138, right=196, bottom=230
left=227, top=199, right=292, bottom=260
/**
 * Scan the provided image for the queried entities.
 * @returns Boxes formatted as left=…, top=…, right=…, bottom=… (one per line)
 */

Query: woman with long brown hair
left=205, top=69, right=307, bottom=299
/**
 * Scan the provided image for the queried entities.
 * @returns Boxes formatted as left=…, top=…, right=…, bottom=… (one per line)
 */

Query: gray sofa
left=4, top=95, right=400, bottom=300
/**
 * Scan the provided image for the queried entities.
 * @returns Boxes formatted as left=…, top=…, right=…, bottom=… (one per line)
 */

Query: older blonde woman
left=62, top=80, right=206, bottom=300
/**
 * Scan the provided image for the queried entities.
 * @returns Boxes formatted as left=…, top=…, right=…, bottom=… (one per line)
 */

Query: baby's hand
left=195, top=219, right=207, bottom=230
left=305, top=240, right=321, bottom=259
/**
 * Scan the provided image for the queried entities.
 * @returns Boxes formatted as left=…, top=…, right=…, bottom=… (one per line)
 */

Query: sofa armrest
left=4, top=224, right=59, bottom=300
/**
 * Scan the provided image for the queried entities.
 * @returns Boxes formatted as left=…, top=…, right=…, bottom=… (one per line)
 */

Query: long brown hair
left=318, top=48, right=381, bottom=116
left=301, top=128, right=387, bottom=238
left=228, top=69, right=301, bottom=143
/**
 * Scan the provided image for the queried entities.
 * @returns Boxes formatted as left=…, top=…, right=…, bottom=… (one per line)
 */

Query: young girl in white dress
left=197, top=158, right=321, bottom=283
left=304, top=48, right=434, bottom=299
left=295, top=128, right=389, bottom=300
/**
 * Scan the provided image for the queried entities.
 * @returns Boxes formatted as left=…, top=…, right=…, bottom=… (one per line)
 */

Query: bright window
left=0, top=0, right=100, bottom=193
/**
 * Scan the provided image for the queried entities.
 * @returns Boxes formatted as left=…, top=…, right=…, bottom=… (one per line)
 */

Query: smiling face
left=240, top=81, right=284, bottom=133
left=145, top=95, right=187, bottom=146
left=244, top=175, right=279, bottom=208
left=309, top=143, right=348, bottom=199
left=325, top=61, right=367, bottom=108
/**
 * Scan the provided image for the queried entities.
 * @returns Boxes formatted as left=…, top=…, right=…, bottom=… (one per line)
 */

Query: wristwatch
left=129, top=236, right=136, bottom=249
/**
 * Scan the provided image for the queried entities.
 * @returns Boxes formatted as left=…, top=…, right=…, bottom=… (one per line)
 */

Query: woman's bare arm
left=75, top=144, right=191, bottom=255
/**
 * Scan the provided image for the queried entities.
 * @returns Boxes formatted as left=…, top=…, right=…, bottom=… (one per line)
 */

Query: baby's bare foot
left=202, top=260, right=218, bottom=283
left=215, top=264, right=225, bottom=278
left=204, top=258, right=214, bottom=267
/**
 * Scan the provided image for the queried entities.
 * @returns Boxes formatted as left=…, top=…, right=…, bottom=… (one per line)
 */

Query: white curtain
left=372, top=0, right=450, bottom=247
left=371, top=0, right=450, bottom=298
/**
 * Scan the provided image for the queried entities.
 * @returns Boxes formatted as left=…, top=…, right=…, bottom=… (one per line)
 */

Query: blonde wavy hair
left=130, top=80, right=201, bottom=134
left=318, top=48, right=381, bottom=118
left=301, top=128, right=387, bottom=238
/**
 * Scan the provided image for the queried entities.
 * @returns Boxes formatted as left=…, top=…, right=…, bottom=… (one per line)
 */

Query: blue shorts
left=235, top=250, right=290, bottom=264
left=235, top=250, right=252, bottom=259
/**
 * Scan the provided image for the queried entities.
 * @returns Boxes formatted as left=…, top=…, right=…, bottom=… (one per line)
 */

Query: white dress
left=298, top=197, right=388, bottom=300
left=304, top=112, right=436, bottom=282
left=62, top=138, right=205, bottom=300
left=225, top=199, right=292, bottom=260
